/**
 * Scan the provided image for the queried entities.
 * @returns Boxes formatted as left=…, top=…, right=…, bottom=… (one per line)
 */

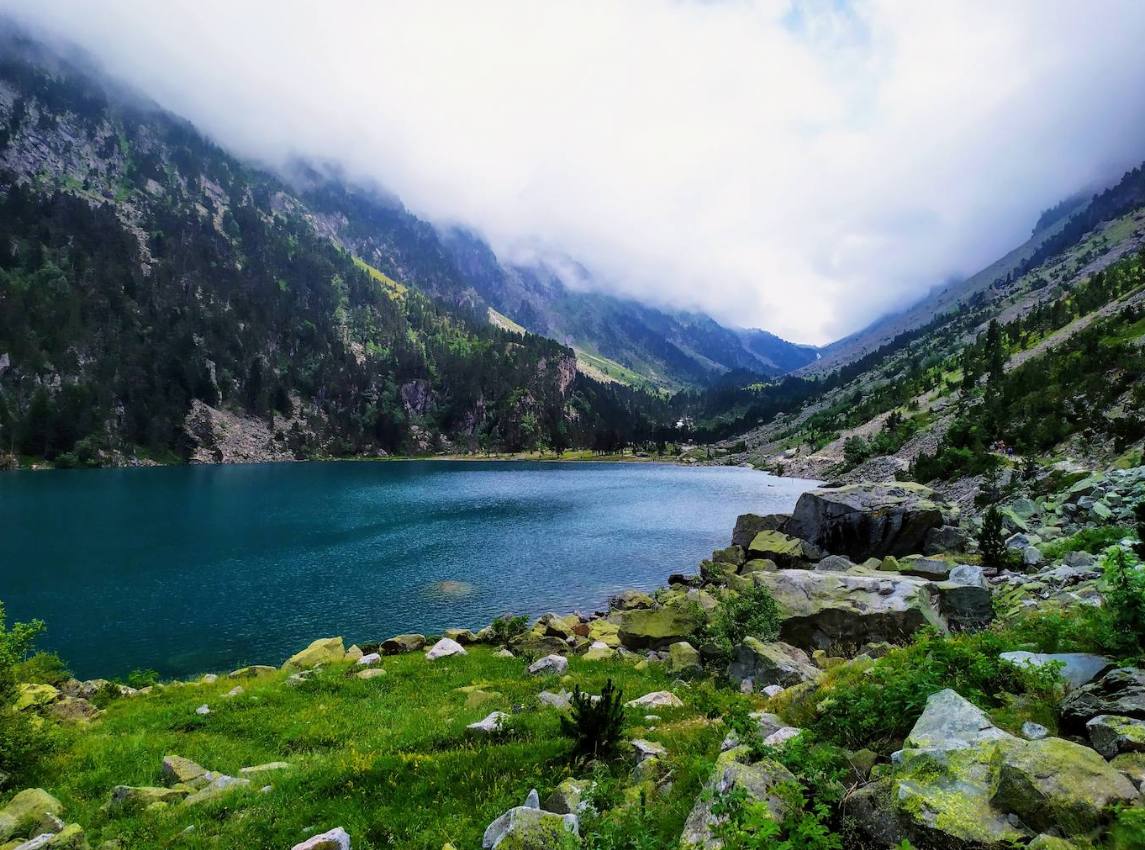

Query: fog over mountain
left=4, top=0, right=1145, bottom=343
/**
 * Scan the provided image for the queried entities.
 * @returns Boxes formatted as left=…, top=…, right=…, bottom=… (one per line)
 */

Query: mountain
left=0, top=26, right=665, bottom=466
left=284, top=175, right=822, bottom=391
left=439, top=227, right=820, bottom=390
left=805, top=163, right=1145, bottom=376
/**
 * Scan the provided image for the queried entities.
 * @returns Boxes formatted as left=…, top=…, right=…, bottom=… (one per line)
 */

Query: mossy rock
left=746, top=531, right=813, bottom=567
left=14, top=683, right=59, bottom=711
left=586, top=619, right=620, bottom=648
left=282, top=636, right=345, bottom=670
left=665, top=641, right=702, bottom=675
left=0, top=788, right=63, bottom=842
left=616, top=604, right=704, bottom=650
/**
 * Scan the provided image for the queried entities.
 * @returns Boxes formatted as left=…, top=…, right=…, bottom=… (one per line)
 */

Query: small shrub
left=1135, top=501, right=1145, bottom=560
left=1100, top=548, right=1145, bottom=656
left=560, top=679, right=625, bottom=760
left=488, top=614, right=529, bottom=645
left=13, top=650, right=71, bottom=686
left=705, top=584, right=780, bottom=662
left=711, top=782, right=841, bottom=850
left=124, top=668, right=160, bottom=689
left=977, top=506, right=1017, bottom=569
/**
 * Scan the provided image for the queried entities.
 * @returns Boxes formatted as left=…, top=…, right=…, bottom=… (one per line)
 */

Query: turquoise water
left=0, top=461, right=816, bottom=679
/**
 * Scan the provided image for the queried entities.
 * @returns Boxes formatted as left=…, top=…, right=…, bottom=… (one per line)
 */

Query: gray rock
left=468, top=712, right=509, bottom=735
left=482, top=803, right=579, bottom=849
left=537, top=689, right=572, bottom=710
left=903, top=689, right=1015, bottom=754
left=1022, top=546, right=1044, bottom=568
left=680, top=747, right=795, bottom=848
left=1021, top=721, right=1048, bottom=740
left=544, top=779, right=593, bottom=815
left=785, top=482, right=952, bottom=561
left=425, top=638, right=467, bottom=660
left=527, top=654, right=568, bottom=676
left=814, top=555, right=855, bottom=572
left=727, top=638, right=821, bottom=689
left=731, top=513, right=789, bottom=549
left=631, top=739, right=667, bottom=763
left=291, top=827, right=351, bottom=850
left=1060, top=667, right=1145, bottom=731
left=1086, top=714, right=1145, bottom=758
left=923, top=525, right=967, bottom=555
left=948, top=564, right=986, bottom=587
left=1000, top=652, right=1113, bottom=690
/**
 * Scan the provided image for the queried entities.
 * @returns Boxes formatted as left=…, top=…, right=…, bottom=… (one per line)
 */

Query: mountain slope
left=440, top=227, right=820, bottom=390
left=0, top=27, right=655, bottom=465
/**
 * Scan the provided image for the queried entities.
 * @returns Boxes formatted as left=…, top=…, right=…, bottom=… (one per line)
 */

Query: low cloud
left=5, top=0, right=1145, bottom=343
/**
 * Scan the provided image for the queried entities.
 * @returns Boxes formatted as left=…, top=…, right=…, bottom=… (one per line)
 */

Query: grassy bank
left=23, top=648, right=741, bottom=849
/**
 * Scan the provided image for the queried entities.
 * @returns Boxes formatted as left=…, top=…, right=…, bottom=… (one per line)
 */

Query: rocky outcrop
left=183, top=399, right=299, bottom=464
left=785, top=482, right=955, bottom=561
left=846, top=689, right=1139, bottom=849
left=1059, top=667, right=1145, bottom=732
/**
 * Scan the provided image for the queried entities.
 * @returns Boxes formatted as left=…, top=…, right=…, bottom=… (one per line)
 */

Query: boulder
left=934, top=580, right=995, bottom=630
left=182, top=774, right=251, bottom=806
left=538, top=690, right=572, bottom=711
left=1086, top=714, right=1145, bottom=759
left=814, top=555, right=855, bottom=572
left=726, top=638, right=820, bottom=690
left=923, top=525, right=968, bottom=555
left=587, top=619, right=620, bottom=648
left=238, top=761, right=292, bottom=777
left=292, top=827, right=351, bottom=850
left=544, top=778, right=593, bottom=815
left=746, top=531, right=822, bottom=567
left=608, top=590, right=656, bottom=610
left=356, top=668, right=386, bottom=681
left=1000, top=652, right=1113, bottom=691
left=679, top=747, right=795, bottom=848
left=1111, top=751, right=1145, bottom=788
left=282, top=637, right=345, bottom=670
left=616, top=603, right=704, bottom=651
left=625, top=691, right=683, bottom=709
left=468, top=712, right=509, bottom=735
left=991, top=736, right=1139, bottom=833
left=1060, top=667, right=1145, bottom=731
left=582, top=643, right=614, bottom=662
left=666, top=642, right=702, bottom=676
left=903, top=689, right=1016, bottom=753
left=161, top=755, right=208, bottom=788
left=0, top=790, right=63, bottom=843
left=356, top=652, right=382, bottom=668
left=482, top=791, right=580, bottom=849
left=527, top=655, right=568, bottom=676
left=731, top=513, right=789, bottom=549
left=443, top=628, right=478, bottom=645
left=13, top=824, right=87, bottom=849
left=890, top=556, right=952, bottom=580
left=785, top=482, right=951, bottom=561
left=381, top=634, right=426, bottom=654
left=751, top=568, right=946, bottom=651
left=425, top=638, right=467, bottom=660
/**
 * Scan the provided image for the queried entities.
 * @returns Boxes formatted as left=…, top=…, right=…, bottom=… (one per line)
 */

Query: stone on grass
left=238, top=762, right=291, bottom=777
left=680, top=747, right=795, bottom=848
left=292, top=827, right=351, bottom=850
left=527, top=654, right=568, bottom=676
left=762, top=727, right=801, bottom=748
left=468, top=712, right=509, bottom=735
left=228, top=665, right=276, bottom=679
left=615, top=603, right=705, bottom=651
left=356, top=653, right=382, bottom=667
left=224, top=686, right=244, bottom=698
left=544, top=779, right=593, bottom=815
left=538, top=690, right=572, bottom=711
left=665, top=641, right=701, bottom=675
left=13, top=823, right=87, bottom=849
left=631, top=739, right=667, bottom=763
left=195, top=704, right=210, bottom=716
left=482, top=791, right=580, bottom=850
left=162, top=755, right=208, bottom=788
left=47, top=696, right=100, bottom=724
left=182, top=774, right=251, bottom=806
left=105, top=785, right=189, bottom=814
left=14, top=684, right=58, bottom=712
left=625, top=691, right=683, bottom=709
left=425, top=638, right=467, bottom=660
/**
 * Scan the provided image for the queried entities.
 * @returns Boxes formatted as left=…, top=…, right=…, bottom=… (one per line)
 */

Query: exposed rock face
left=399, top=379, right=433, bottom=417
left=726, top=638, right=821, bottom=690
left=785, top=482, right=954, bottom=561
left=1059, top=667, right=1145, bottom=732
left=183, top=399, right=298, bottom=464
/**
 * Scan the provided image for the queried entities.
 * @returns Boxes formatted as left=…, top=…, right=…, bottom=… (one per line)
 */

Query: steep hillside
left=0, top=29, right=655, bottom=467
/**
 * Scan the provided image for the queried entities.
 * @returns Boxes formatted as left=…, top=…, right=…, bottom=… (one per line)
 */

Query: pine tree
left=978, top=505, right=1011, bottom=569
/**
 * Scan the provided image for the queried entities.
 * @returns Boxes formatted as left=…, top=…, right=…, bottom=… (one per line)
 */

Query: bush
left=801, top=630, right=1063, bottom=751
left=705, top=584, right=780, bottom=662
left=977, top=506, right=1016, bottom=569
left=1040, top=525, right=1129, bottom=560
left=13, top=650, right=71, bottom=686
left=560, top=679, right=626, bottom=761
left=0, top=601, right=53, bottom=781
left=1100, top=548, right=1145, bottom=656
left=488, top=614, right=529, bottom=646
left=1135, top=501, right=1145, bottom=560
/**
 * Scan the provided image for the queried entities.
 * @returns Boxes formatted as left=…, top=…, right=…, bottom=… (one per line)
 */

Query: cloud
left=4, top=0, right=1145, bottom=344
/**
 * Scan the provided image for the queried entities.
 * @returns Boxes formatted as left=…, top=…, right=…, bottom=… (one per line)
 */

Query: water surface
left=1, top=461, right=816, bottom=678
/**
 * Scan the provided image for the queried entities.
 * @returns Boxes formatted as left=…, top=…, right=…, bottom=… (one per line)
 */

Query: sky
left=4, top=1, right=1145, bottom=344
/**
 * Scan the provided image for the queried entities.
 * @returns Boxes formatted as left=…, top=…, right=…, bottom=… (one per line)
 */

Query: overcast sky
left=5, top=1, right=1145, bottom=344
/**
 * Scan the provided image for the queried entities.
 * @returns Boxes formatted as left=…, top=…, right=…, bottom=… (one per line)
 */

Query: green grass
left=573, top=349, right=659, bottom=391
left=352, top=257, right=407, bottom=298
left=25, top=648, right=741, bottom=849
